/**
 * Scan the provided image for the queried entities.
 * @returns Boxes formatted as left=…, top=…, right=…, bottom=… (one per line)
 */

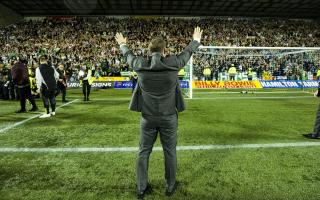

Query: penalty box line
left=0, top=142, right=320, bottom=153
left=0, top=99, right=78, bottom=134
left=81, top=96, right=313, bottom=101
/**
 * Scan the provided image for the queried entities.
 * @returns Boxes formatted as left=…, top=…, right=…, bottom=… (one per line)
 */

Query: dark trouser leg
left=49, top=91, right=56, bottom=112
left=25, top=87, right=37, bottom=109
left=137, top=115, right=158, bottom=192
left=86, top=84, right=91, bottom=99
left=314, top=105, right=320, bottom=136
left=3, top=86, right=9, bottom=100
left=82, top=82, right=87, bottom=100
left=9, top=83, right=15, bottom=100
left=62, top=87, right=66, bottom=101
left=19, top=87, right=27, bottom=111
left=15, top=86, right=20, bottom=100
left=0, top=82, right=3, bottom=99
left=58, top=82, right=66, bottom=101
left=41, top=89, right=50, bottom=114
left=159, top=114, right=178, bottom=191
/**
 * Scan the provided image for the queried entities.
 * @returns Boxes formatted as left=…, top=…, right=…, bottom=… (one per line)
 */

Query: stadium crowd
left=1, top=17, right=320, bottom=95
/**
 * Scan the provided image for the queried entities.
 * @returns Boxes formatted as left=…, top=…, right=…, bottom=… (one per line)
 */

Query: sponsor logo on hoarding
left=260, top=80, right=318, bottom=88
left=300, top=81, right=318, bottom=88
left=98, top=77, right=128, bottom=81
left=260, top=81, right=299, bottom=88
left=180, top=81, right=189, bottom=89
left=67, top=81, right=114, bottom=88
left=225, top=81, right=262, bottom=88
left=114, top=81, right=189, bottom=89
left=193, top=81, right=224, bottom=88
left=193, top=81, right=262, bottom=89
left=114, top=81, right=133, bottom=88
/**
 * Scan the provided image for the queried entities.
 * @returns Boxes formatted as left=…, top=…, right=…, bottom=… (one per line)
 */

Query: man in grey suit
left=115, top=27, right=203, bottom=199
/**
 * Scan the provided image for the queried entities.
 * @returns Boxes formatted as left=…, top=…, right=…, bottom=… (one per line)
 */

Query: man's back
left=11, top=62, right=29, bottom=86
left=122, top=41, right=200, bottom=116
left=137, top=55, right=179, bottom=116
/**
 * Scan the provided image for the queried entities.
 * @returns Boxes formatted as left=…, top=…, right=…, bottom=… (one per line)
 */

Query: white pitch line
left=0, top=99, right=78, bottom=134
left=190, top=96, right=313, bottom=100
left=0, top=142, right=320, bottom=153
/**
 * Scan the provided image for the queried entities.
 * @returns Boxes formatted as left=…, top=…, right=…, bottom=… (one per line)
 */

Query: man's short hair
left=17, top=55, right=28, bottom=64
left=39, top=55, right=48, bottom=63
left=148, top=37, right=166, bottom=53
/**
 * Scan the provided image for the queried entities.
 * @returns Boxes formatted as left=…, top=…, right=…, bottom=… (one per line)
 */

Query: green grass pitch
left=0, top=88, right=320, bottom=200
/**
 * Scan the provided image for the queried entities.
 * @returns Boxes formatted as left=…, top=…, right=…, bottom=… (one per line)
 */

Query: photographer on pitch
left=115, top=27, right=202, bottom=199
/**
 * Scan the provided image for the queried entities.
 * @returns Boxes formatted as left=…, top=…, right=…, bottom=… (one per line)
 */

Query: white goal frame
left=187, top=46, right=320, bottom=99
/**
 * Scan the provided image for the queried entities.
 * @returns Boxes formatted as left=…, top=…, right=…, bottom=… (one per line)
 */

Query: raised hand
left=193, top=27, right=203, bottom=43
left=115, top=32, right=127, bottom=45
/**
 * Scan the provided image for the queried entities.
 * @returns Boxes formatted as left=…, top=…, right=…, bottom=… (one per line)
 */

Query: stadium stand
left=0, top=17, right=319, bottom=82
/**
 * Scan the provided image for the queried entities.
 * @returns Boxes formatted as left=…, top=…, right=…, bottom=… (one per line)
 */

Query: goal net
left=183, top=46, right=320, bottom=99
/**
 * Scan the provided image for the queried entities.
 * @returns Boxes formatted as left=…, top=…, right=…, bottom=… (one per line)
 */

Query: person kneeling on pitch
left=36, top=55, right=59, bottom=119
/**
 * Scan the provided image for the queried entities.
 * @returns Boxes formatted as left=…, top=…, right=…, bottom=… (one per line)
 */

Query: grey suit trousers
left=136, top=113, right=178, bottom=192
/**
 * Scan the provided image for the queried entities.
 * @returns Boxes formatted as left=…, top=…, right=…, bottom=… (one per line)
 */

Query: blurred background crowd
left=0, top=17, right=319, bottom=97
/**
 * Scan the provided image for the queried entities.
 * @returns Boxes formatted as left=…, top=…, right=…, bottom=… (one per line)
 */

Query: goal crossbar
left=199, top=46, right=320, bottom=50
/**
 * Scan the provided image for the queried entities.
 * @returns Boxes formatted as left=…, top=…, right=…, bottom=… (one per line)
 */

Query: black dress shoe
left=15, top=109, right=26, bottom=113
left=165, top=181, right=179, bottom=197
left=137, top=183, right=152, bottom=199
left=303, top=133, right=320, bottom=139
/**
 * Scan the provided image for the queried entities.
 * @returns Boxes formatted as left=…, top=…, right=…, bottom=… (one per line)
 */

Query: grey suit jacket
left=120, top=40, right=201, bottom=116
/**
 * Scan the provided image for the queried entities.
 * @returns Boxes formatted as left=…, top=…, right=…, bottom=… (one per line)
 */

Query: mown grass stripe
left=0, top=99, right=78, bottom=134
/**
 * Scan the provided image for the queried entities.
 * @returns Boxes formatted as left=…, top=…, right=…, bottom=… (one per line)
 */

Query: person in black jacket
left=36, top=55, right=59, bottom=118
left=56, top=63, right=68, bottom=103
left=11, top=58, right=38, bottom=113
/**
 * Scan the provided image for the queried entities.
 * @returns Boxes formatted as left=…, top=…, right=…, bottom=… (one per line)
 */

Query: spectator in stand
left=228, top=64, right=237, bottom=81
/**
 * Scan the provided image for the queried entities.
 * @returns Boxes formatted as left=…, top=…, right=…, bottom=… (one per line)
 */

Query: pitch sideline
left=0, top=142, right=320, bottom=153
